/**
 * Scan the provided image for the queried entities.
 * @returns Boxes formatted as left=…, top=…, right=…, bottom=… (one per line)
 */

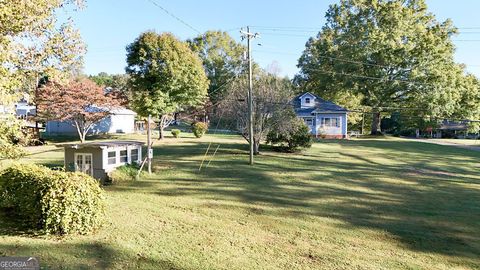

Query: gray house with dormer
left=293, top=92, right=348, bottom=139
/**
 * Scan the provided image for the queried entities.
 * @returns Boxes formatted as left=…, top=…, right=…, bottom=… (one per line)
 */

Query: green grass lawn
left=1, top=134, right=479, bottom=269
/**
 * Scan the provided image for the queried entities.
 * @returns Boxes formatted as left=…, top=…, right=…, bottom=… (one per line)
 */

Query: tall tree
left=36, top=78, right=119, bottom=143
left=188, top=31, right=245, bottom=103
left=296, top=0, right=463, bottom=134
left=126, top=31, right=209, bottom=139
left=220, top=73, right=294, bottom=154
left=0, top=0, right=85, bottom=157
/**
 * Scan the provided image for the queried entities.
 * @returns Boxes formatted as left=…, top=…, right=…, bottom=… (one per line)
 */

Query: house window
left=131, top=149, right=139, bottom=163
left=108, top=151, right=116, bottom=165
left=120, top=150, right=128, bottom=163
left=304, top=118, right=313, bottom=126
left=322, top=117, right=341, bottom=127
left=305, top=97, right=311, bottom=104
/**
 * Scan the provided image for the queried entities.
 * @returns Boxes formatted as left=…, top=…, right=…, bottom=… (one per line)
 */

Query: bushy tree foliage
left=296, top=0, right=476, bottom=134
left=0, top=0, right=85, bottom=157
left=36, top=78, right=120, bottom=143
left=0, top=118, right=26, bottom=159
left=126, top=31, right=209, bottom=139
left=89, top=72, right=130, bottom=106
left=220, top=73, right=294, bottom=154
left=267, top=108, right=312, bottom=152
left=188, top=31, right=246, bottom=103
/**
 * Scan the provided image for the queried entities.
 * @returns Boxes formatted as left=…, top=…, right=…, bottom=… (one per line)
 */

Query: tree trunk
left=253, top=139, right=260, bottom=155
left=371, top=111, right=382, bottom=135
left=159, top=123, right=164, bottom=139
left=80, top=132, right=86, bottom=143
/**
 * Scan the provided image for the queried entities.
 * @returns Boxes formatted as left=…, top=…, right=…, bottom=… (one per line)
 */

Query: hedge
left=0, top=163, right=106, bottom=235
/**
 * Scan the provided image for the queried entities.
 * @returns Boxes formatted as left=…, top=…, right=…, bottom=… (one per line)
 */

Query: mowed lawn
left=0, top=134, right=479, bottom=269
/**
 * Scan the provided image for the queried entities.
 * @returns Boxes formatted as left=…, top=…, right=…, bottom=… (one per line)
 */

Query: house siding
left=315, top=113, right=348, bottom=138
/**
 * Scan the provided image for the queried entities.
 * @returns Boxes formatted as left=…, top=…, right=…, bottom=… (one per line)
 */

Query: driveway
left=405, top=138, right=480, bottom=152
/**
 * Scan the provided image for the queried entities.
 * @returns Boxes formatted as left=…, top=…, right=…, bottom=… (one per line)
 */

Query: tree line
left=2, top=0, right=480, bottom=158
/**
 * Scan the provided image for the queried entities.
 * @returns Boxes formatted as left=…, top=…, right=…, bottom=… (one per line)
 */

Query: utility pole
left=240, top=26, right=259, bottom=165
left=147, top=114, right=152, bottom=174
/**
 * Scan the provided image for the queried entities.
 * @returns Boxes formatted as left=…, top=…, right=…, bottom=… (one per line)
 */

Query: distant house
left=63, top=140, right=143, bottom=181
left=15, top=100, right=36, bottom=120
left=435, top=120, right=469, bottom=138
left=46, top=107, right=137, bottom=135
left=293, top=92, right=348, bottom=139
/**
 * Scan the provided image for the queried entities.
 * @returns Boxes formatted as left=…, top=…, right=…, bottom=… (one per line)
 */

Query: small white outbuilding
left=46, top=107, right=137, bottom=135
left=63, top=140, right=144, bottom=181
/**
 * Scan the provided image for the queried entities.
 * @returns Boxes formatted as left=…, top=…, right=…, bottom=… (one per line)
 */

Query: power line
left=302, top=67, right=433, bottom=87
left=254, top=48, right=480, bottom=75
left=254, top=49, right=401, bottom=70
left=145, top=0, right=201, bottom=34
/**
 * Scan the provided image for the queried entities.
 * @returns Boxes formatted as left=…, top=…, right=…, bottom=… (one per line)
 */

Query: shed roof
left=63, top=140, right=144, bottom=149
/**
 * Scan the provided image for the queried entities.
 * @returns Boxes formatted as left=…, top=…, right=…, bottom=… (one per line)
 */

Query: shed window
left=131, top=149, right=139, bottom=162
left=108, top=151, right=116, bottom=165
left=305, top=97, right=311, bottom=104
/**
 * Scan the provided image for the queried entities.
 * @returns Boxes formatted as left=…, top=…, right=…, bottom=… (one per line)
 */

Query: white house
left=46, top=107, right=137, bottom=135
left=293, top=92, right=348, bottom=139
left=15, top=100, right=36, bottom=120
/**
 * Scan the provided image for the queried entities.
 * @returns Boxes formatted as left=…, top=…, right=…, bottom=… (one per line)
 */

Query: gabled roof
left=297, top=92, right=317, bottom=100
left=292, top=92, right=348, bottom=114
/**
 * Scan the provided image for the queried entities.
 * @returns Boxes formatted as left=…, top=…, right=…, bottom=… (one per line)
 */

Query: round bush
left=171, top=129, right=181, bottom=138
left=192, top=122, right=208, bottom=138
left=0, top=163, right=106, bottom=235
left=267, top=119, right=312, bottom=152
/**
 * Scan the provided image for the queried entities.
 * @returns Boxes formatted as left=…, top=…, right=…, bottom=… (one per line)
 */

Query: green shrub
left=108, top=163, right=143, bottom=182
left=267, top=118, right=312, bottom=152
left=192, top=122, right=208, bottom=138
left=0, top=163, right=106, bottom=235
left=171, top=129, right=181, bottom=138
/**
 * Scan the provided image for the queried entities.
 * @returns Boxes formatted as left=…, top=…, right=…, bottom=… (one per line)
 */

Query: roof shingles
left=293, top=92, right=347, bottom=115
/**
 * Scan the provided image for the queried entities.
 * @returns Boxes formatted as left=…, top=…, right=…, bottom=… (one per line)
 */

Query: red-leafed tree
left=36, top=78, right=120, bottom=143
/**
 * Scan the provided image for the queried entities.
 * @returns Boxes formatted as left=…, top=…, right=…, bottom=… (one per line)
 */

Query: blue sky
left=61, top=0, right=480, bottom=78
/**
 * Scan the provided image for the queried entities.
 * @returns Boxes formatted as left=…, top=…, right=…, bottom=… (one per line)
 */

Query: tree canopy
left=36, top=78, right=120, bottom=143
left=296, top=0, right=477, bottom=134
left=220, top=72, right=294, bottom=154
left=188, top=31, right=246, bottom=103
left=0, top=0, right=85, bottom=156
left=126, top=31, right=209, bottom=138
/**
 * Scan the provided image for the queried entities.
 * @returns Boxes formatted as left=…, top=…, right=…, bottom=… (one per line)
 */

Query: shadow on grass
left=106, top=139, right=480, bottom=262
left=0, top=240, right=182, bottom=270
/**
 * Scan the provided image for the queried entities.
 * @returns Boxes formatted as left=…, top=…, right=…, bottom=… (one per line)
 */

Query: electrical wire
left=145, top=0, right=201, bottom=34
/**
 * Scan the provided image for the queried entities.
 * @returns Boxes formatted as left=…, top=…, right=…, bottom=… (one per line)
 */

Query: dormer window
left=299, top=93, right=316, bottom=108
